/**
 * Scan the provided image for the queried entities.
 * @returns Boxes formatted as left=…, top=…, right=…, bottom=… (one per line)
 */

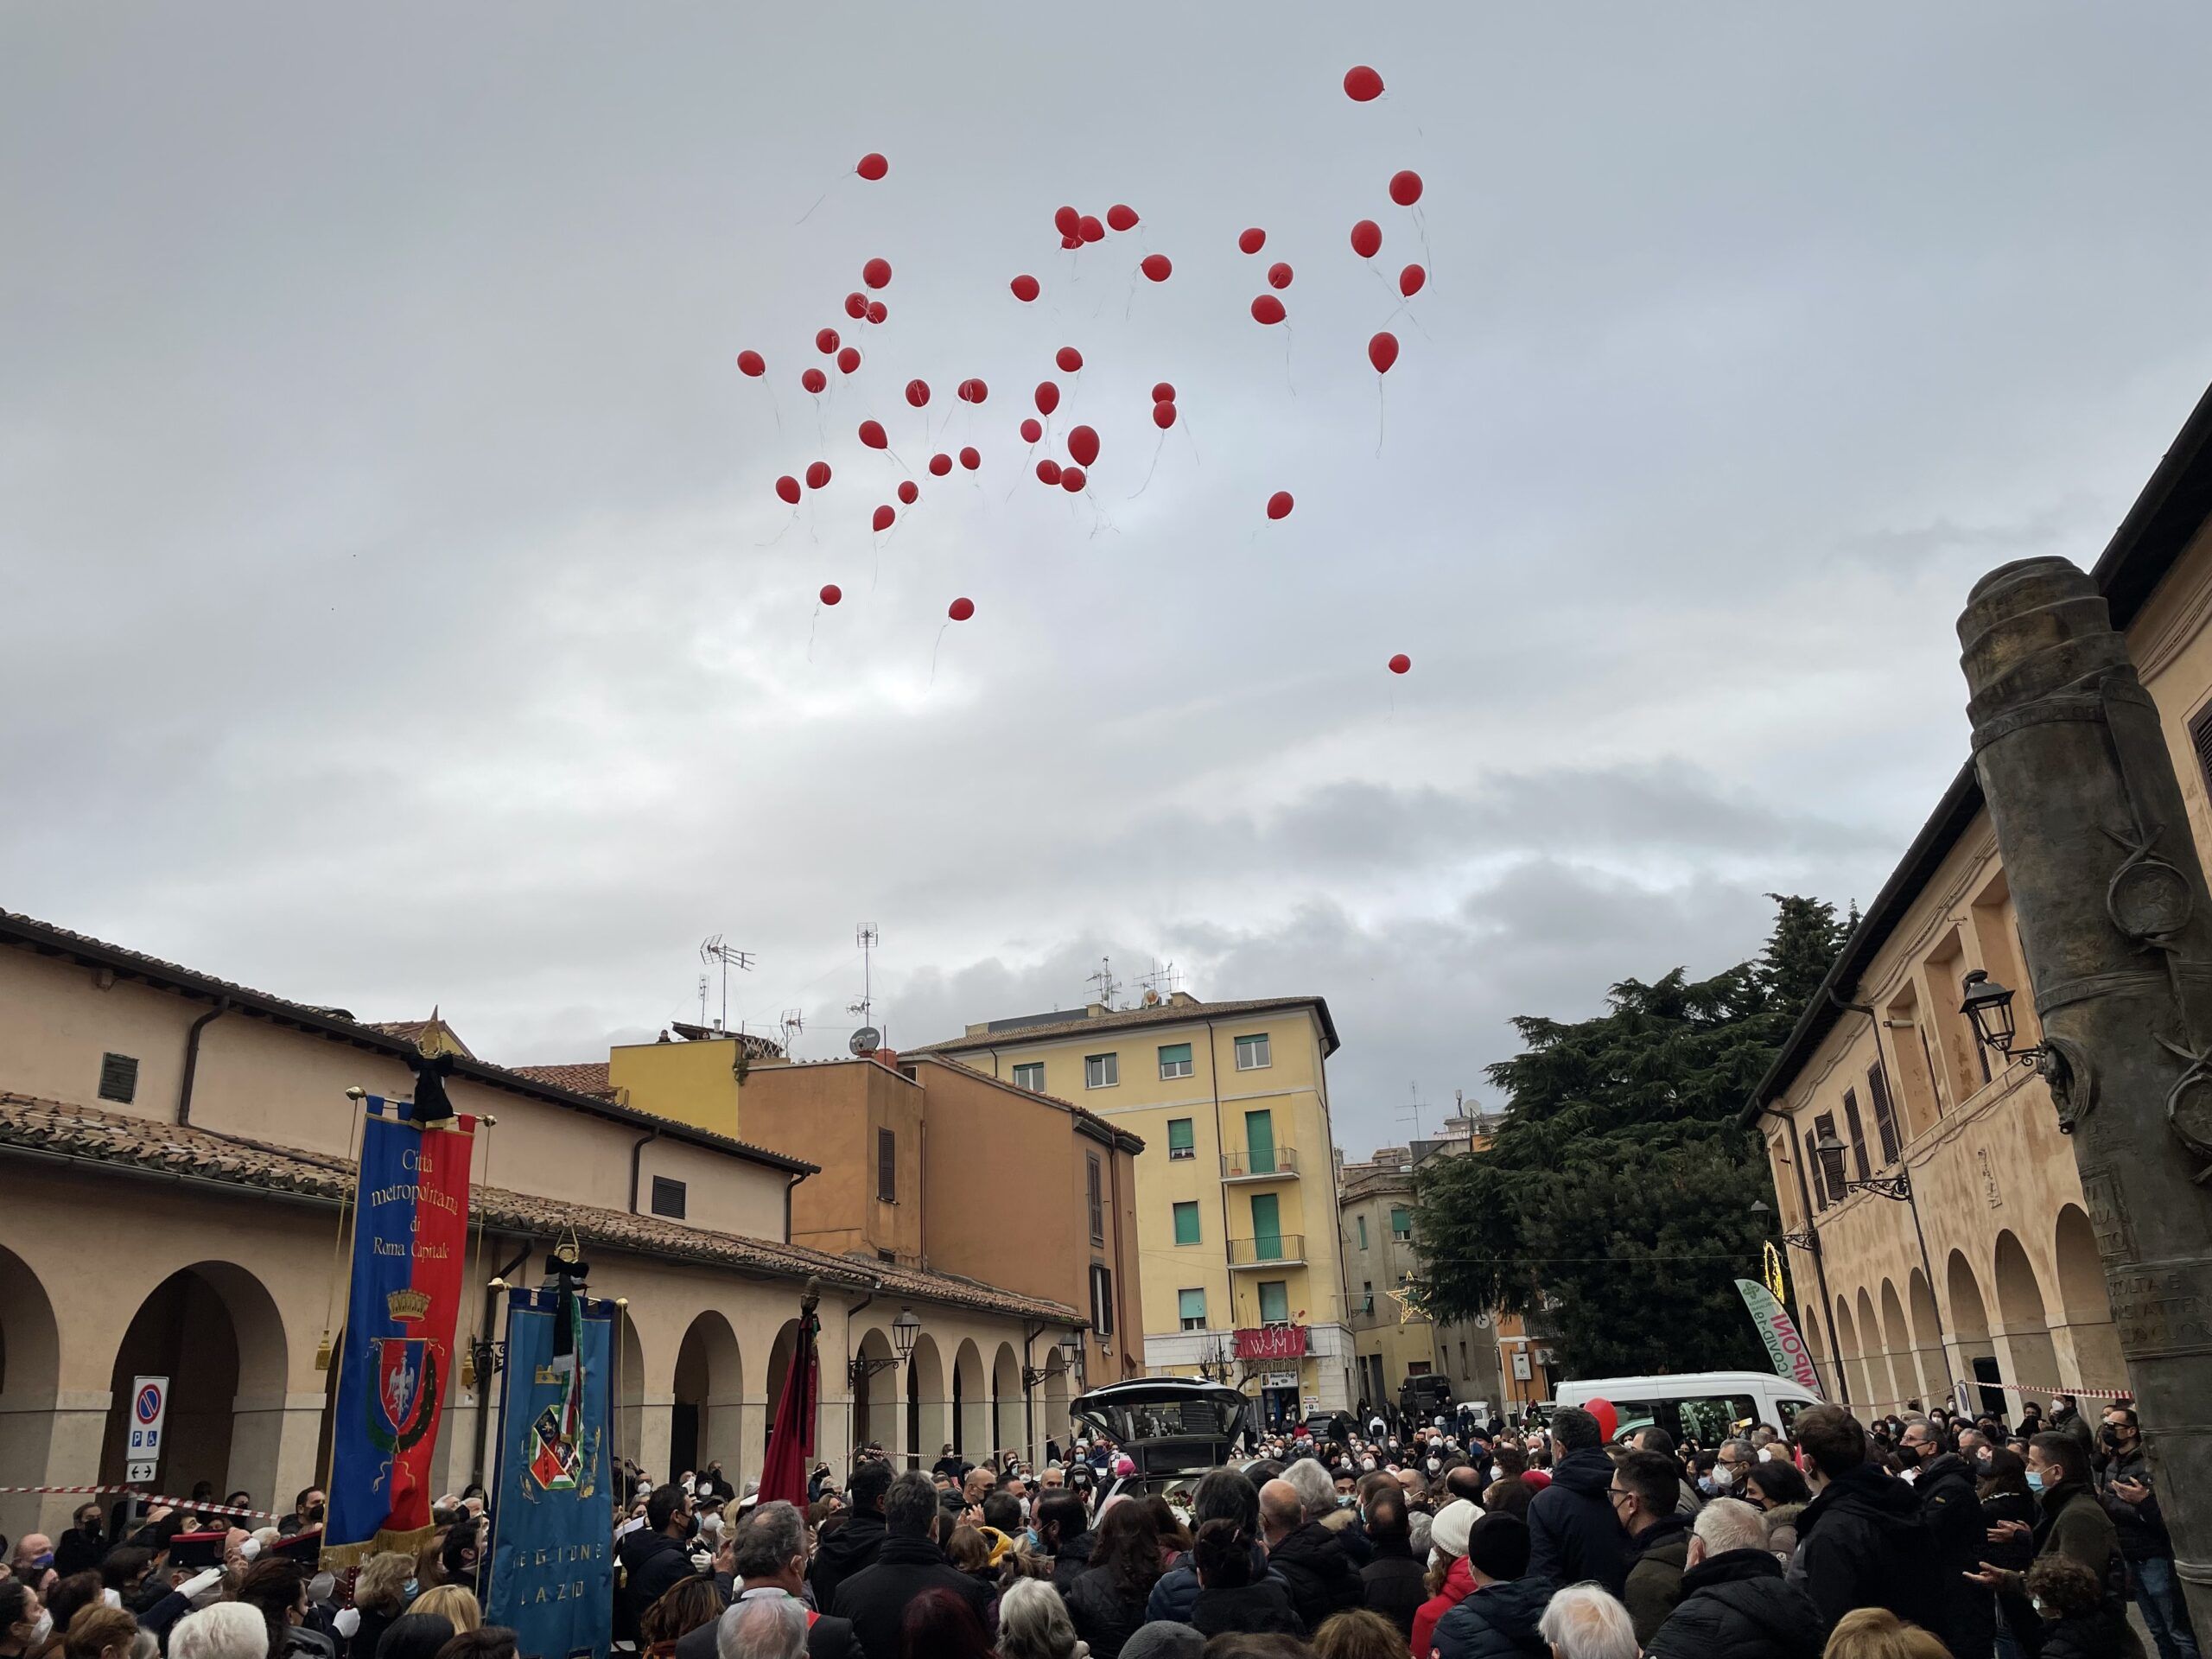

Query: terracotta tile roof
left=0, top=1094, right=1081, bottom=1325
left=912, top=995, right=1341, bottom=1057
left=907, top=1053, right=1145, bottom=1154
left=0, top=911, right=810, bottom=1174
left=509, top=1062, right=617, bottom=1100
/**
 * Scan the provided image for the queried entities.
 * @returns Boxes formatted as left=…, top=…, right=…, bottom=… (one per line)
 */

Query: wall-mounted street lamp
left=1811, top=1130, right=1913, bottom=1203
left=1750, top=1197, right=1819, bottom=1254
left=1023, top=1326, right=1084, bottom=1389
left=1960, top=969, right=2047, bottom=1068
left=849, top=1306, right=922, bottom=1389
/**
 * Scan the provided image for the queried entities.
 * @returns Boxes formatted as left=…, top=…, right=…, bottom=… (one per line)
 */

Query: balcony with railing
left=1221, top=1146, right=1299, bottom=1181
left=1227, top=1233, right=1306, bottom=1267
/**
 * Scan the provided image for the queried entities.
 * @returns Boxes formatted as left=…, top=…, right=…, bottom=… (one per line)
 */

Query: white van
left=1553, top=1370, right=1821, bottom=1444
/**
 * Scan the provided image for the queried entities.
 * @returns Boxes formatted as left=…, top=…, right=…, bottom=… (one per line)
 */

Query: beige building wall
left=1760, top=481, right=2212, bottom=1421
left=1340, top=1146, right=1504, bottom=1419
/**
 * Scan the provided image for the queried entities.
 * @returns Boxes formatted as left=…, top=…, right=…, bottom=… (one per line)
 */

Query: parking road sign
left=128, top=1376, right=169, bottom=1484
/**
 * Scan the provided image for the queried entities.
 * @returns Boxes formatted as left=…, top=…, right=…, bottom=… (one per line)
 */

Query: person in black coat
left=806, top=1462, right=890, bottom=1618
left=1034, top=1492, right=1096, bottom=1592
left=1357, top=1492, right=1426, bottom=1639
left=1187, top=1519, right=1304, bottom=1639
left=675, top=1502, right=856, bottom=1659
left=1643, top=1498, right=1822, bottom=1659
left=2026, top=1553, right=2148, bottom=1659
left=1431, top=1577, right=1554, bottom=1659
left=830, top=1472, right=992, bottom=1659
left=1147, top=1471, right=1268, bottom=1624
left=1792, top=1405, right=1945, bottom=1636
left=52, top=1507, right=105, bottom=1580
left=1065, top=1500, right=1164, bottom=1659
left=1899, top=1421, right=1991, bottom=1659
left=1524, top=1407, right=1630, bottom=1597
left=618, top=1486, right=702, bottom=1635
left=1259, top=1478, right=1362, bottom=1631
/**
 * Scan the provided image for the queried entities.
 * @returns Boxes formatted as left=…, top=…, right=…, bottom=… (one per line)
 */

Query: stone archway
left=762, top=1319, right=800, bottom=1470
left=1854, top=1288, right=1890, bottom=1413
left=1041, top=1354, right=1071, bottom=1455
left=1907, top=1268, right=1949, bottom=1404
left=992, top=1342, right=1022, bottom=1461
left=103, top=1261, right=289, bottom=1503
left=853, top=1329, right=895, bottom=1456
left=1801, top=1312, right=1834, bottom=1401
left=1879, top=1281, right=1919, bottom=1408
left=0, top=1243, right=61, bottom=1539
left=615, top=1313, right=647, bottom=1471
left=1946, top=1248, right=2002, bottom=1417
left=906, top=1334, right=946, bottom=1471
left=671, top=1312, right=743, bottom=1488
left=2050, top=1206, right=2123, bottom=1389
left=953, top=1340, right=988, bottom=1458
left=1833, top=1295, right=1871, bottom=1410
left=1993, top=1230, right=2060, bottom=1401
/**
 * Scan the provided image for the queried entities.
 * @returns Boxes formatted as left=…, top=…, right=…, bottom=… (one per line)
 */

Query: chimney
left=1168, top=991, right=1199, bottom=1008
left=1086, top=1002, right=1108, bottom=1019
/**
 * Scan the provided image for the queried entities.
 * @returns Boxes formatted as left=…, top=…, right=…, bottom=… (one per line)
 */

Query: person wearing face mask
left=1967, top=1431, right=2122, bottom=1647
left=1711, top=1440, right=1757, bottom=1497
left=277, top=1490, right=326, bottom=1539
left=345, top=1553, right=416, bottom=1659
left=0, top=1581, right=51, bottom=1659
left=53, top=1511, right=104, bottom=1582
left=2097, top=1406, right=2199, bottom=1659
left=619, top=1486, right=700, bottom=1637
left=2024, top=1553, right=2147, bottom=1659
left=1899, top=1417, right=1989, bottom=1659
left=1790, top=1405, right=1946, bottom=1637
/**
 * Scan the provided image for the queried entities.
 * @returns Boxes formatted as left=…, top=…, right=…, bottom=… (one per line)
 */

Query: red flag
left=758, top=1305, right=818, bottom=1506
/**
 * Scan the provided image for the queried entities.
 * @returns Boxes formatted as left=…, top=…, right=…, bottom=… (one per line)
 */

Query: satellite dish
left=849, top=1027, right=882, bottom=1057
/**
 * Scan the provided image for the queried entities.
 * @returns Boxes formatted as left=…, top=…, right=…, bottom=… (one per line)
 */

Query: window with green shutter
left=1357, top=1215, right=1369, bottom=1250
left=1258, top=1280, right=1290, bottom=1325
left=1173, top=1201, right=1201, bottom=1245
left=1179, top=1288, right=1207, bottom=1331
left=1389, top=1204, right=1412, bottom=1240
left=1158, top=1041, right=1193, bottom=1080
left=1167, top=1117, right=1195, bottom=1160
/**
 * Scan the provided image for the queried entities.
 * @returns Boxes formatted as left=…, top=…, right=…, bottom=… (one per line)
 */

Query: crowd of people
left=0, top=1389, right=2192, bottom=1659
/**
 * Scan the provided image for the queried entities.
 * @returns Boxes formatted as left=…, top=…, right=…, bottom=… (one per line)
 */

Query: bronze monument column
left=1959, top=555, right=2212, bottom=1631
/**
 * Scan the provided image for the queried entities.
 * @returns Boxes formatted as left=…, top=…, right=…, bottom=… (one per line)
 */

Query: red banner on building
left=1235, top=1325, right=1307, bottom=1361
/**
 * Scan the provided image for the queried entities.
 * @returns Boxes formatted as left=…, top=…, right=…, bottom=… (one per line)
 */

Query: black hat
left=1464, top=1512, right=1531, bottom=1581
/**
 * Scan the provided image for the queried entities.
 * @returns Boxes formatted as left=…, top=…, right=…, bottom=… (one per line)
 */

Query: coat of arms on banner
left=370, top=1336, right=441, bottom=1460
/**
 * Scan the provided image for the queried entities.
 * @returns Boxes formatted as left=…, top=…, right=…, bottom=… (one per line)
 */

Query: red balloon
left=1369, top=330, right=1401, bottom=374
left=1078, top=214, right=1106, bottom=244
left=1344, top=64, right=1384, bottom=101
left=736, top=349, right=766, bottom=377
left=948, top=596, right=975, bottom=622
left=1267, top=261, right=1293, bottom=289
left=1067, top=424, right=1100, bottom=467
left=816, top=327, right=840, bottom=354
left=1035, top=381, right=1060, bottom=416
left=1011, top=273, right=1040, bottom=302
left=1054, top=205, right=1081, bottom=238
left=957, top=378, right=989, bottom=404
left=1062, top=465, right=1087, bottom=493
left=1107, top=203, right=1139, bottom=232
left=1250, top=294, right=1287, bottom=326
left=906, top=378, right=931, bottom=408
left=865, top=300, right=887, bottom=324
left=1389, top=169, right=1423, bottom=207
left=1399, top=264, right=1426, bottom=298
left=820, top=583, right=842, bottom=605
left=775, top=474, right=800, bottom=505
left=801, top=367, right=827, bottom=393
left=1389, top=653, right=1411, bottom=675
left=856, top=152, right=888, bottom=181
left=1150, top=381, right=1176, bottom=404
left=805, top=461, right=831, bottom=490
left=928, top=452, right=952, bottom=476
left=1351, top=219, right=1382, bottom=258
left=862, top=257, right=892, bottom=289
left=1586, top=1398, right=1619, bottom=1443
left=858, top=419, right=887, bottom=449
left=897, top=480, right=919, bottom=505
left=1152, top=400, right=1177, bottom=429
left=1056, top=346, right=1084, bottom=374
left=1020, top=417, right=1043, bottom=444
left=838, top=346, right=861, bottom=374
left=1037, top=458, right=1062, bottom=485
left=1266, top=490, right=1294, bottom=520
left=1141, top=253, right=1173, bottom=283
left=843, top=291, right=868, bottom=320
left=959, top=446, right=981, bottom=471
left=1061, top=233, right=1082, bottom=250
left=1238, top=226, right=1267, bottom=254
left=872, top=504, right=894, bottom=532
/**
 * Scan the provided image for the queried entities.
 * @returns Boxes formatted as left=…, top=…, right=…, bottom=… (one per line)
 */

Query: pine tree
left=1412, top=895, right=1848, bottom=1377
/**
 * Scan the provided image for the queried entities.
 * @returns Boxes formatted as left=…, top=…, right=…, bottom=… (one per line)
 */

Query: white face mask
left=1426, top=1458, right=1440, bottom=1473
left=240, top=1538, right=263, bottom=1562
left=104, top=1591, right=123, bottom=1611
left=28, top=1613, right=54, bottom=1648
left=1489, top=1465, right=1503, bottom=1483
left=1712, top=1465, right=1734, bottom=1487
left=1359, top=1459, right=1376, bottom=1472
left=1758, top=1447, right=1775, bottom=1462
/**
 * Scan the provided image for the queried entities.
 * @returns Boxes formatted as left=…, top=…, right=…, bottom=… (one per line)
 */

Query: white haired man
left=1643, top=1497, right=1824, bottom=1659
left=1536, top=1582, right=1640, bottom=1659
left=718, top=1596, right=805, bottom=1659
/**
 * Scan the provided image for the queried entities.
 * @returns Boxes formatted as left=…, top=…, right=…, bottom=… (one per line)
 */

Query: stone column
left=1959, top=556, right=2212, bottom=1630
left=231, top=1390, right=328, bottom=1514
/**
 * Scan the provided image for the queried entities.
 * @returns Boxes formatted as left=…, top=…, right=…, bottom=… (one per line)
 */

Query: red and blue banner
left=323, top=1099, right=475, bottom=1565
left=487, top=1284, right=614, bottom=1659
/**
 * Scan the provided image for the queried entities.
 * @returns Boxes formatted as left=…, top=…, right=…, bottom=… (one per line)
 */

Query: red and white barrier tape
left=0, top=1485, right=281, bottom=1520
left=1961, top=1378, right=2133, bottom=1402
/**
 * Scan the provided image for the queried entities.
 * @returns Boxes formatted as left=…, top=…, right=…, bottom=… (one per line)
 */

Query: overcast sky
left=8, top=3, right=2212, bottom=1157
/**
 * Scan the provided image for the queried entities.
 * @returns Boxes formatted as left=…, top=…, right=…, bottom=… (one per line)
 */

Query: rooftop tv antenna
left=1136, top=958, right=1182, bottom=1007
left=1088, top=957, right=1121, bottom=1010
left=700, top=936, right=754, bottom=1033
left=1398, top=1081, right=1428, bottom=1143
left=779, top=1008, right=805, bottom=1053
left=697, top=974, right=710, bottom=1027
left=848, top=926, right=879, bottom=1027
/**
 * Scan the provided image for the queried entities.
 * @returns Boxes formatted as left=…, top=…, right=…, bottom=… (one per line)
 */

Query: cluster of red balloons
left=1051, top=201, right=1140, bottom=251
left=1151, top=381, right=1177, bottom=430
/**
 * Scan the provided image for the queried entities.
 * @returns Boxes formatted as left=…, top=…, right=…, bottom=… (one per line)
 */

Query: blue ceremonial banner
left=324, top=1101, right=475, bottom=1566
left=487, top=1284, right=614, bottom=1659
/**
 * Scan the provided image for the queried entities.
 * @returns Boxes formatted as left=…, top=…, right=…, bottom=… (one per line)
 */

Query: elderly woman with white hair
left=997, top=1579, right=1089, bottom=1659
left=168, top=1604, right=270, bottom=1659
left=1536, top=1583, right=1640, bottom=1659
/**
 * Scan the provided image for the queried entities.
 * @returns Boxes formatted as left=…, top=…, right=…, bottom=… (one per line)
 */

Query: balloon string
left=1126, top=429, right=1167, bottom=499
left=928, top=622, right=949, bottom=688
left=1283, top=324, right=1297, bottom=399
left=1182, top=410, right=1202, bottom=466
left=793, top=180, right=835, bottom=226
left=1414, top=205, right=1435, bottom=280
left=814, top=398, right=825, bottom=448
left=1122, top=273, right=1138, bottom=322
left=887, top=447, right=912, bottom=476
left=1376, top=376, right=1387, bottom=459
left=808, top=605, right=819, bottom=662
left=766, top=382, right=785, bottom=437
left=757, top=509, right=797, bottom=549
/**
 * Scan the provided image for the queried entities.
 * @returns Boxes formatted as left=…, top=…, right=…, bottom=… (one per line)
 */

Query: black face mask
left=308, top=1503, right=326, bottom=1524
left=683, top=1516, right=701, bottom=1541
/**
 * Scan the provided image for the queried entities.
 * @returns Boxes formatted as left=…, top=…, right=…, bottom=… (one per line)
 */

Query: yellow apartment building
left=1747, top=379, right=2212, bottom=1419
left=913, top=993, right=1356, bottom=1426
